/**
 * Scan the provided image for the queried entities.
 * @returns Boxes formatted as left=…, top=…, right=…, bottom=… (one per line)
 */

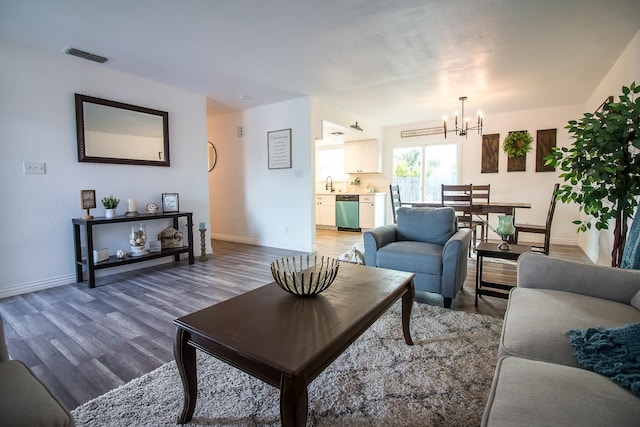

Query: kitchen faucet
left=325, top=176, right=335, bottom=192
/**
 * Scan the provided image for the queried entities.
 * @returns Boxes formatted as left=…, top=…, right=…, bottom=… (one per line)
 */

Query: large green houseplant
left=546, top=82, right=640, bottom=267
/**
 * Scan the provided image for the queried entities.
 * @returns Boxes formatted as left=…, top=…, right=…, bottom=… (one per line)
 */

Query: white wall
left=207, top=97, right=314, bottom=252
left=383, top=102, right=583, bottom=245
left=581, top=29, right=640, bottom=265
left=311, top=98, right=387, bottom=195
left=0, top=41, right=210, bottom=298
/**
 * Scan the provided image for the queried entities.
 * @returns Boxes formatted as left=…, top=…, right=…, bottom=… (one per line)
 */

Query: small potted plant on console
left=101, top=195, right=120, bottom=219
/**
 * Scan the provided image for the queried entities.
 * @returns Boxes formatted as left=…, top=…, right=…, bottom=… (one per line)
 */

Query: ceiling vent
left=63, top=46, right=109, bottom=64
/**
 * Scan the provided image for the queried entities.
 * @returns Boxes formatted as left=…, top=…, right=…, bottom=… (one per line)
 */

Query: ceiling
left=1, top=0, right=639, bottom=127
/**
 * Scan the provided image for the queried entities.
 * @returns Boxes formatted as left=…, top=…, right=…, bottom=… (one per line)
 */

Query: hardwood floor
left=0, top=229, right=592, bottom=411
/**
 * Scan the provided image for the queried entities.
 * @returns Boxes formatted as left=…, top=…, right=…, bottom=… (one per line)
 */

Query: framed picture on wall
left=267, top=128, right=292, bottom=169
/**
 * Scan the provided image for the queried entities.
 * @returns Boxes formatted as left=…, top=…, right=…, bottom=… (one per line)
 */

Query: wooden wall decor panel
left=506, top=130, right=526, bottom=172
left=507, top=155, right=526, bottom=172
left=481, top=133, right=499, bottom=173
left=536, top=128, right=557, bottom=172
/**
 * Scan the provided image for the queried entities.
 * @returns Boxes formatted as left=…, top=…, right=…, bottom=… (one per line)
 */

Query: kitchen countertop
left=315, top=192, right=386, bottom=196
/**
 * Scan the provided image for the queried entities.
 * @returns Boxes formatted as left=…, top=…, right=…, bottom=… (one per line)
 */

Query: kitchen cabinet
left=315, top=195, right=336, bottom=226
left=344, top=139, right=381, bottom=173
left=359, top=194, right=385, bottom=229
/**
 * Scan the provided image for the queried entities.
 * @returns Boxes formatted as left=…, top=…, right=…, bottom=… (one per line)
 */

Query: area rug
left=71, top=303, right=502, bottom=426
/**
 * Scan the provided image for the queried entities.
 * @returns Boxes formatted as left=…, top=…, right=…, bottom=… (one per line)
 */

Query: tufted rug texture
left=71, top=302, right=502, bottom=426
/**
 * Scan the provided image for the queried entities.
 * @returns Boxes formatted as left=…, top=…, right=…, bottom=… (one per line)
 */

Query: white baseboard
left=210, top=233, right=261, bottom=246
left=0, top=274, right=77, bottom=299
left=0, top=256, right=185, bottom=299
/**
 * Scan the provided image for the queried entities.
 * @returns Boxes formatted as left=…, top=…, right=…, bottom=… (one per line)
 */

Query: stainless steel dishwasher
left=335, top=194, right=360, bottom=231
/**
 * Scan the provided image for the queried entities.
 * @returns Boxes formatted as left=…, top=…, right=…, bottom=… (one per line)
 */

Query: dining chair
left=441, top=184, right=480, bottom=253
left=514, top=183, right=560, bottom=255
left=472, top=184, right=490, bottom=240
left=389, top=184, right=407, bottom=224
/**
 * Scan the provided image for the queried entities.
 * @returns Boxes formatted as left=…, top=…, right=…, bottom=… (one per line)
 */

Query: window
left=392, top=143, right=458, bottom=202
left=316, top=146, right=346, bottom=181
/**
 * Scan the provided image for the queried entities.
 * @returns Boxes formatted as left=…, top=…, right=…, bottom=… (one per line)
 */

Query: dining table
left=403, top=201, right=531, bottom=219
left=404, top=200, right=531, bottom=243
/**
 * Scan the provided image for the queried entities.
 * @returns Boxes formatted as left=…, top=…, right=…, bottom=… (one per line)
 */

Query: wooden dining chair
left=389, top=184, right=406, bottom=224
left=472, top=184, right=490, bottom=240
left=514, top=183, right=560, bottom=255
left=442, top=184, right=480, bottom=253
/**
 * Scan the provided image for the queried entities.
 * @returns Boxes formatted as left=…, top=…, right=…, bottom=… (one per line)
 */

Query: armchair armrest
left=517, top=252, right=640, bottom=304
left=441, top=228, right=471, bottom=299
left=363, top=225, right=398, bottom=266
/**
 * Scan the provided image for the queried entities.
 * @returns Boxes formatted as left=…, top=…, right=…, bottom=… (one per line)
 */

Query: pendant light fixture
left=443, top=96, right=483, bottom=138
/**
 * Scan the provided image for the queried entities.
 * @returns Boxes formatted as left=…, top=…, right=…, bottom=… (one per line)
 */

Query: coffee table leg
left=174, top=327, right=197, bottom=424
left=280, top=375, right=308, bottom=427
left=402, top=279, right=415, bottom=345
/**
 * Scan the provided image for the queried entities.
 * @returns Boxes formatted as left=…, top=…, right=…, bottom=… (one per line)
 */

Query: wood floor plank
left=0, top=229, right=593, bottom=410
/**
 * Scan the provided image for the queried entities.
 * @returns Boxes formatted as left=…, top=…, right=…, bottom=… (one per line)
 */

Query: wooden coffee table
left=475, top=241, right=531, bottom=306
left=173, top=263, right=415, bottom=426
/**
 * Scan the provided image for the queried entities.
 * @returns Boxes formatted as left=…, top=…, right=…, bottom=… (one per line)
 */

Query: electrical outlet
left=23, top=161, right=46, bottom=174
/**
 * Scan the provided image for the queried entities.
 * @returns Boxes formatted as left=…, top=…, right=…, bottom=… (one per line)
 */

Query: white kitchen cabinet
left=359, top=194, right=385, bottom=229
left=344, top=139, right=381, bottom=173
left=315, top=195, right=336, bottom=226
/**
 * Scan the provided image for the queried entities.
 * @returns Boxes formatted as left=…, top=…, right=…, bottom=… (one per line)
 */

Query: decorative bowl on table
left=270, top=255, right=340, bottom=297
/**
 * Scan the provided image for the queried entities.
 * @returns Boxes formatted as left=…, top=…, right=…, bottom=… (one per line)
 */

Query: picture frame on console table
left=80, top=189, right=96, bottom=210
left=162, top=193, right=179, bottom=213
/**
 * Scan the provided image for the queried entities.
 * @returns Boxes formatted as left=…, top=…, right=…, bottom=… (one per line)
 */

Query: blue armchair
left=364, top=207, right=471, bottom=308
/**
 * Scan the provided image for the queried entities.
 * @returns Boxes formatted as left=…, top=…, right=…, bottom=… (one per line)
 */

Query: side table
left=475, top=242, right=531, bottom=306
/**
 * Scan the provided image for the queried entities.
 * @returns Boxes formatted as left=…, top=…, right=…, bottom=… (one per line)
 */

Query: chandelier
left=443, top=96, right=483, bottom=138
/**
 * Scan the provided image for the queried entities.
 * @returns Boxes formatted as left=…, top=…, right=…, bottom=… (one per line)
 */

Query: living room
left=1, top=2, right=640, bottom=426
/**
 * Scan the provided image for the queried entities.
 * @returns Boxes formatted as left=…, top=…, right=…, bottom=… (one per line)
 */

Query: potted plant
left=101, top=195, right=120, bottom=218
left=546, top=82, right=640, bottom=267
left=503, top=131, right=533, bottom=158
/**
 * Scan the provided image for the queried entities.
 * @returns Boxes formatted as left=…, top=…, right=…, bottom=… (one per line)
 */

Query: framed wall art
left=267, top=128, right=292, bottom=169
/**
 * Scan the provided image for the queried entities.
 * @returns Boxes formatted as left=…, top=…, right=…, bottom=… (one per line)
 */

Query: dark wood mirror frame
left=75, top=93, right=170, bottom=167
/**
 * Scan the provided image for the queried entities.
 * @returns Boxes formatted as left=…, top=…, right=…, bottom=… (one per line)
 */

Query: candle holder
left=125, top=198, right=139, bottom=217
left=473, top=213, right=515, bottom=251
left=129, top=223, right=148, bottom=257
left=495, top=215, right=515, bottom=251
left=199, top=228, right=208, bottom=261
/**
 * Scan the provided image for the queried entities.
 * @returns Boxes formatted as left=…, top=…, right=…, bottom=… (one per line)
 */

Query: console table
left=72, top=212, right=194, bottom=288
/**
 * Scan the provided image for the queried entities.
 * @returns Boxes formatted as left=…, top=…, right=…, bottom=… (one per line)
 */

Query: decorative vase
left=129, top=224, right=148, bottom=256
left=496, top=215, right=515, bottom=250
left=105, top=208, right=116, bottom=219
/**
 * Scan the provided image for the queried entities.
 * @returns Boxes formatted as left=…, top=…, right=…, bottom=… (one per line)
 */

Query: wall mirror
left=75, top=93, right=170, bottom=166
left=208, top=141, right=217, bottom=171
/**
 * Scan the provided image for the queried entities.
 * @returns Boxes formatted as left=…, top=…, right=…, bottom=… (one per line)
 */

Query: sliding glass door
left=392, top=143, right=458, bottom=202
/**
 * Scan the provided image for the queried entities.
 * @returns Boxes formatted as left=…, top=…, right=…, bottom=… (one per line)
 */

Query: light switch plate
left=23, top=162, right=46, bottom=174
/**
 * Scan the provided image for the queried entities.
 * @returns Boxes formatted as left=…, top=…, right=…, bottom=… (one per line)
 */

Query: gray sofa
left=0, top=316, right=75, bottom=426
left=363, top=207, right=471, bottom=307
left=482, top=253, right=640, bottom=426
